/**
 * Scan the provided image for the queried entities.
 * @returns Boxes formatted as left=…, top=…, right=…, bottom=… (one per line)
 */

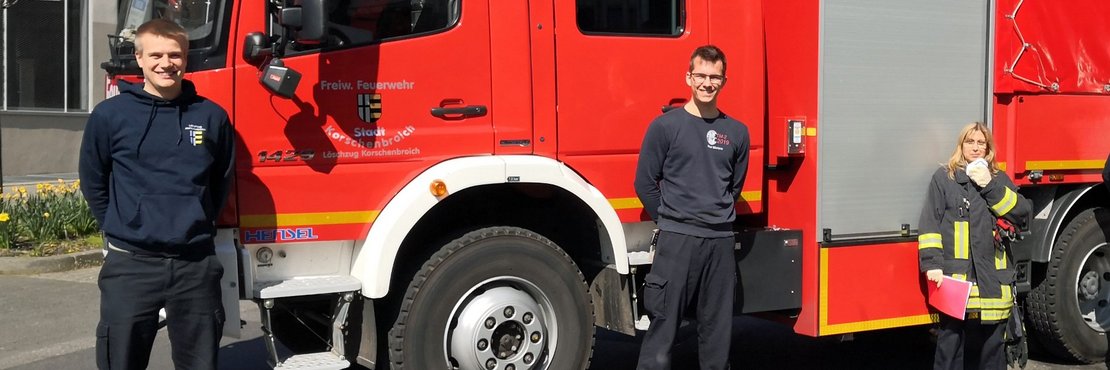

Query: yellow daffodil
left=43, top=212, right=50, bottom=218
left=19, top=187, right=27, bottom=194
left=36, top=183, right=44, bottom=191
left=0, top=213, right=9, bottom=222
left=57, top=179, right=64, bottom=184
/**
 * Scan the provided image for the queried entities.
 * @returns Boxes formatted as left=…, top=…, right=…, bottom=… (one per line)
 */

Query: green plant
left=0, top=180, right=99, bottom=253
left=0, top=212, right=11, bottom=249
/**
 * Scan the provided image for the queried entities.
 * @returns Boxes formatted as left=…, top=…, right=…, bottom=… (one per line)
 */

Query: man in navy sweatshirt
left=79, top=19, right=234, bottom=370
left=634, top=45, right=749, bottom=369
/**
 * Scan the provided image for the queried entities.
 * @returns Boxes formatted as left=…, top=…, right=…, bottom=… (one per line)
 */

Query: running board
left=255, top=275, right=361, bottom=299
left=273, top=352, right=350, bottom=370
left=261, top=293, right=355, bottom=370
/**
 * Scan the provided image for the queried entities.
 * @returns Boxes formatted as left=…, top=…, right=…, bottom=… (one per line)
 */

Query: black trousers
left=637, top=231, right=736, bottom=370
left=96, top=248, right=225, bottom=370
left=934, top=315, right=1006, bottom=370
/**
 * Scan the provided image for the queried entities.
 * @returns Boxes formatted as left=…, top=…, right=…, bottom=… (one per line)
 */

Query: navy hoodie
left=79, top=80, right=235, bottom=257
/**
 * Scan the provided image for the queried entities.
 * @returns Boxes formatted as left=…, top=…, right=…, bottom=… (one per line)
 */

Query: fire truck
left=101, top=0, right=1110, bottom=368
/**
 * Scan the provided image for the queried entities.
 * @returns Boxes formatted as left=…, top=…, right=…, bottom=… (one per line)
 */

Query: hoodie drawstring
left=137, top=101, right=157, bottom=155
left=176, top=105, right=183, bottom=145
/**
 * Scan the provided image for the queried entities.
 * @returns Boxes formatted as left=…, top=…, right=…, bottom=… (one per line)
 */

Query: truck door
left=553, top=0, right=709, bottom=218
left=233, top=0, right=493, bottom=243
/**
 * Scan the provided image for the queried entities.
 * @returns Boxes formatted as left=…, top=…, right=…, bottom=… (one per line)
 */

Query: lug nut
left=531, top=331, right=542, bottom=343
left=486, top=358, right=496, bottom=369
left=485, top=317, right=496, bottom=329
left=506, top=365, right=516, bottom=370
left=504, top=306, right=515, bottom=318
left=522, top=312, right=533, bottom=324
left=477, top=339, right=488, bottom=351
left=524, top=353, right=534, bottom=364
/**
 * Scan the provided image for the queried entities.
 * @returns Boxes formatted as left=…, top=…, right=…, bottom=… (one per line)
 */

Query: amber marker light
left=430, top=179, right=448, bottom=197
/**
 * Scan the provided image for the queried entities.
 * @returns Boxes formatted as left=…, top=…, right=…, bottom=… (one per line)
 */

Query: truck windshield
left=118, top=0, right=223, bottom=46
left=107, top=0, right=228, bottom=73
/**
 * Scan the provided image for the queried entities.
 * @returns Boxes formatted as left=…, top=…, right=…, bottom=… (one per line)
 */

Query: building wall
left=0, top=112, right=87, bottom=177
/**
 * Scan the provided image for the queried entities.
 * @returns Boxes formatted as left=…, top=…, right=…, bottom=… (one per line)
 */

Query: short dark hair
left=689, top=45, right=726, bottom=75
left=134, top=19, right=189, bottom=53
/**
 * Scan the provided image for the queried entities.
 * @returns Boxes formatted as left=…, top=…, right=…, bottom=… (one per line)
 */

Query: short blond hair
left=134, top=19, right=188, bottom=54
left=946, top=122, right=998, bottom=179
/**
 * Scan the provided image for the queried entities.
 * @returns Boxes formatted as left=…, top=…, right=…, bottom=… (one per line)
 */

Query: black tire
left=388, top=226, right=595, bottom=369
left=1025, top=207, right=1110, bottom=363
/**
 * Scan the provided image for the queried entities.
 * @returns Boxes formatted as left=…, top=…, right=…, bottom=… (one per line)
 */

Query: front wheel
left=388, top=226, right=595, bottom=370
left=1026, top=207, right=1110, bottom=363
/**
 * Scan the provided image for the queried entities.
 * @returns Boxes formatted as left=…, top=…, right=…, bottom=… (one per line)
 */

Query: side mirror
left=260, top=59, right=302, bottom=99
left=242, top=32, right=272, bottom=64
left=280, top=0, right=327, bottom=44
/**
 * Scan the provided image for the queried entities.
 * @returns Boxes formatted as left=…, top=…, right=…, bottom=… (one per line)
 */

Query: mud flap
left=215, top=229, right=242, bottom=338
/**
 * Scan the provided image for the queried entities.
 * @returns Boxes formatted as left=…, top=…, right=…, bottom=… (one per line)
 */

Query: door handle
left=431, top=105, right=487, bottom=118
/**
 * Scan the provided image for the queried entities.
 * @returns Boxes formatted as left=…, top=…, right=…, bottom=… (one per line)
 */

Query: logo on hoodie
left=185, top=124, right=206, bottom=146
left=706, top=130, right=729, bottom=151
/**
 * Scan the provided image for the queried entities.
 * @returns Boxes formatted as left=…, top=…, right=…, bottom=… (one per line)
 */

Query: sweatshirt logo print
left=706, top=130, right=729, bottom=151
left=185, top=124, right=206, bottom=146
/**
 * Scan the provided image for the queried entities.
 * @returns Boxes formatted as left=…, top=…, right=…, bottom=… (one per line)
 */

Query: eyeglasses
left=688, top=73, right=725, bottom=85
left=963, top=139, right=988, bottom=148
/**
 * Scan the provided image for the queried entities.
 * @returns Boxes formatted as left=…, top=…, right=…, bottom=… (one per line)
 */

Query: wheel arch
left=351, top=155, right=629, bottom=299
left=1022, top=183, right=1109, bottom=263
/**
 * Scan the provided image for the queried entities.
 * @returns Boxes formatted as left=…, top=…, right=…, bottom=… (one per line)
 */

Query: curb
left=0, top=250, right=104, bottom=275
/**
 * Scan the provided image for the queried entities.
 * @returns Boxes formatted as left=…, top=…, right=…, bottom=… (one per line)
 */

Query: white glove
left=965, top=158, right=991, bottom=187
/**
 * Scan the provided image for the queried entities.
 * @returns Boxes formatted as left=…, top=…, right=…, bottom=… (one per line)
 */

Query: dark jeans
left=934, top=315, right=1006, bottom=370
left=637, top=231, right=736, bottom=370
left=96, top=248, right=224, bottom=370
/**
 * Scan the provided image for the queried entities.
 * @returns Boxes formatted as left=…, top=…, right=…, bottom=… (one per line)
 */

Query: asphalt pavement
left=2, top=266, right=1105, bottom=370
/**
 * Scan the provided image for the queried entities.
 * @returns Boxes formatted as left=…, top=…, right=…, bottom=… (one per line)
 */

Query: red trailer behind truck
left=101, top=0, right=1110, bottom=368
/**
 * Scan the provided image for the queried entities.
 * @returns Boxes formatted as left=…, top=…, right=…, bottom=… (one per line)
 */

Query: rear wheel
left=1026, top=207, right=1110, bottom=363
left=388, top=226, right=595, bottom=369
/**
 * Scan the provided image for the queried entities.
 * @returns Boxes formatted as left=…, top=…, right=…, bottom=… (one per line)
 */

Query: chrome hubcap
left=446, top=278, right=554, bottom=369
left=1075, top=242, right=1110, bottom=332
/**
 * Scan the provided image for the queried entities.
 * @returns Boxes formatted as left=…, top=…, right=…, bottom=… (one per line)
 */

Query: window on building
left=2, top=0, right=89, bottom=112
left=576, top=0, right=683, bottom=36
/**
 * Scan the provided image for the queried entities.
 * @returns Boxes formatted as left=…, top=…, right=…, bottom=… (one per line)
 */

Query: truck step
left=255, top=275, right=361, bottom=299
left=273, top=352, right=350, bottom=370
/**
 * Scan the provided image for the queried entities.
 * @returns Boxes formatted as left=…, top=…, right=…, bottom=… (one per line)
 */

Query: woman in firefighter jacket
left=918, top=122, right=1031, bottom=370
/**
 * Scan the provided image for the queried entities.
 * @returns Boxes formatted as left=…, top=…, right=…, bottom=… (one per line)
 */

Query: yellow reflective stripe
left=981, top=308, right=1012, bottom=321
left=951, top=273, right=967, bottom=281
left=967, top=296, right=981, bottom=309
left=965, top=285, right=1014, bottom=312
left=918, top=233, right=942, bottom=250
left=991, top=187, right=1018, bottom=216
left=954, top=222, right=969, bottom=259
left=240, top=211, right=379, bottom=228
left=995, top=248, right=1008, bottom=269
left=1025, top=159, right=1105, bottom=171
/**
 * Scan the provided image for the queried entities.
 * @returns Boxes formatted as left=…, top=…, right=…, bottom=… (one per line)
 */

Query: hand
left=966, top=161, right=992, bottom=187
left=926, top=269, right=944, bottom=287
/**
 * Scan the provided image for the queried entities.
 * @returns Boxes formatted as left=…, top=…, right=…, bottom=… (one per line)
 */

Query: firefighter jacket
left=918, top=167, right=1031, bottom=322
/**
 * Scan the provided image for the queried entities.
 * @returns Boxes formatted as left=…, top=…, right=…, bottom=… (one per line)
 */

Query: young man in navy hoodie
left=634, top=45, right=749, bottom=369
left=80, top=19, right=234, bottom=370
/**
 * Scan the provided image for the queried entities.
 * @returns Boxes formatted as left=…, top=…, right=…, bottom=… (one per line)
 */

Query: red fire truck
left=101, top=0, right=1110, bottom=368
